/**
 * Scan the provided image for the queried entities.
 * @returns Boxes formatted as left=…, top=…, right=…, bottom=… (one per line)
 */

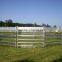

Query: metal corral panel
left=17, top=27, right=44, bottom=30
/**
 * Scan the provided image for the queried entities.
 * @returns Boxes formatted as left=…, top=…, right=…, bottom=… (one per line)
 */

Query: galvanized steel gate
left=16, top=27, right=45, bottom=48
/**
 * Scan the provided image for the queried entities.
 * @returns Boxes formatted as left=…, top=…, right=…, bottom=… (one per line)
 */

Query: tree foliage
left=0, top=19, right=54, bottom=27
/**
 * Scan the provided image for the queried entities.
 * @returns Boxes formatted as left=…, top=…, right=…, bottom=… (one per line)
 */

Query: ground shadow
left=52, top=57, right=62, bottom=62
left=14, top=59, right=34, bottom=62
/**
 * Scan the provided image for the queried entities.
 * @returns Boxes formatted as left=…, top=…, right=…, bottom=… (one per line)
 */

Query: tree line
left=0, top=19, right=57, bottom=27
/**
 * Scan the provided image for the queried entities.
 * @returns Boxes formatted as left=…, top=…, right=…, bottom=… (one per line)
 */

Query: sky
left=0, top=0, right=62, bottom=26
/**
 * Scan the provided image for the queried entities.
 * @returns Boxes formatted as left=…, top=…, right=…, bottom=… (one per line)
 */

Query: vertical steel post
left=16, top=26, right=18, bottom=48
left=42, top=27, right=46, bottom=47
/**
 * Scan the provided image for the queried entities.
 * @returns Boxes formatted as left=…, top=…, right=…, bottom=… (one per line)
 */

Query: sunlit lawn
left=0, top=45, right=62, bottom=62
left=0, top=32, right=62, bottom=62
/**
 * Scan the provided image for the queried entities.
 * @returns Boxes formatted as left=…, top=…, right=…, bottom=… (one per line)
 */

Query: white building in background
left=16, top=26, right=62, bottom=32
left=0, top=26, right=61, bottom=32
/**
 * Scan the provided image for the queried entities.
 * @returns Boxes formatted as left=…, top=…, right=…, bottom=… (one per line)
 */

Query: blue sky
left=0, top=0, right=62, bottom=26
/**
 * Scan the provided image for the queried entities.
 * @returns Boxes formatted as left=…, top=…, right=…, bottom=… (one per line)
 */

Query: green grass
left=0, top=32, right=16, bottom=42
left=18, top=36, right=42, bottom=39
left=0, top=45, right=62, bottom=62
left=18, top=32, right=42, bottom=35
left=0, top=38, right=16, bottom=42
left=0, top=31, right=16, bottom=35
left=46, top=38, right=61, bottom=42
left=0, top=31, right=62, bottom=42
left=0, top=31, right=62, bottom=62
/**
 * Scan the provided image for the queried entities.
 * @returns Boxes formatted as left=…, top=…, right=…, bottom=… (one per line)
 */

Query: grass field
left=0, top=32, right=16, bottom=42
left=0, top=31, right=62, bottom=62
left=0, top=45, right=62, bottom=62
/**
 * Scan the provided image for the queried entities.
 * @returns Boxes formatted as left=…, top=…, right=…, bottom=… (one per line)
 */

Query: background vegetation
left=0, top=19, right=56, bottom=27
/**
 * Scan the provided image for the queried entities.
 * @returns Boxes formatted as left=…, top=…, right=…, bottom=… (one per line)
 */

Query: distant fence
left=0, top=27, right=62, bottom=48
left=0, top=27, right=16, bottom=47
left=0, top=41, right=16, bottom=47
